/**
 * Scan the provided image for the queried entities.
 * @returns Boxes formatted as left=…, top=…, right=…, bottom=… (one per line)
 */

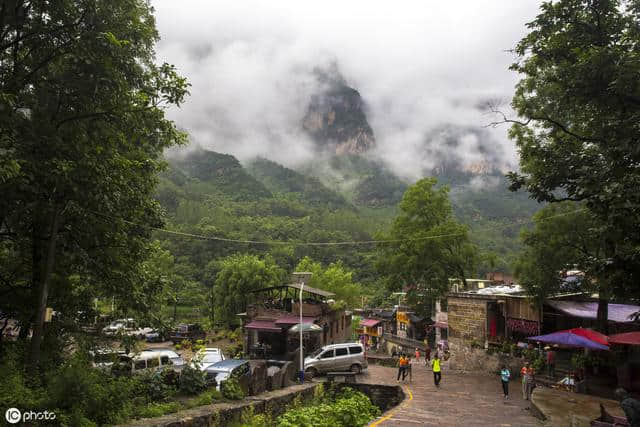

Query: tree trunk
left=596, top=284, right=609, bottom=334
left=29, top=208, right=62, bottom=370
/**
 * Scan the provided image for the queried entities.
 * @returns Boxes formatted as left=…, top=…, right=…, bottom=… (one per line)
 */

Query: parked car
left=204, top=359, right=251, bottom=392
left=111, top=351, right=178, bottom=376
left=169, top=323, right=206, bottom=344
left=304, top=342, right=367, bottom=377
left=141, top=349, right=185, bottom=369
left=193, top=348, right=225, bottom=371
left=90, top=349, right=126, bottom=370
left=102, top=319, right=153, bottom=338
left=144, top=330, right=163, bottom=342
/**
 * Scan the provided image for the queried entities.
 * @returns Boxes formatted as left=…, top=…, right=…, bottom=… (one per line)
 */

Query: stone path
left=361, top=364, right=543, bottom=426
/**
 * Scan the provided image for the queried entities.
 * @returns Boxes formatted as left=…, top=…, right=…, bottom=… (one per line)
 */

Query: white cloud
left=152, top=0, right=541, bottom=178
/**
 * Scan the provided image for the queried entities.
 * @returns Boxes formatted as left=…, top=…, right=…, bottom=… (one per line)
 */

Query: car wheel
left=350, top=364, right=361, bottom=374
left=306, top=367, right=318, bottom=379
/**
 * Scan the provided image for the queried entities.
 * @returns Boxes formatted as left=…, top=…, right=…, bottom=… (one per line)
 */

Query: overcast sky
left=152, top=0, right=542, bottom=180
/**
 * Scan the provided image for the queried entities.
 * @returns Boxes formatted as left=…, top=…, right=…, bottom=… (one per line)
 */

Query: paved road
left=361, top=364, right=543, bottom=426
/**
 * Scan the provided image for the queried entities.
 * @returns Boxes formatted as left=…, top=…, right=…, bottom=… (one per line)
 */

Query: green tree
left=502, top=0, right=640, bottom=329
left=211, top=254, right=285, bottom=327
left=376, top=178, right=477, bottom=304
left=0, top=0, right=188, bottom=367
left=514, top=203, right=608, bottom=307
left=294, top=257, right=363, bottom=308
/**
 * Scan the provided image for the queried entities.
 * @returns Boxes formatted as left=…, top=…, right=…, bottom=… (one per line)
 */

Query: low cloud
left=152, top=0, right=541, bottom=179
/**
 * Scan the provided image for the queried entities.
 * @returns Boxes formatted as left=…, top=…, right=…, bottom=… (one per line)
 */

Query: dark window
left=160, top=356, right=170, bottom=365
left=320, top=350, right=334, bottom=359
left=349, top=346, right=363, bottom=354
left=135, top=360, right=146, bottom=370
left=335, top=348, right=348, bottom=357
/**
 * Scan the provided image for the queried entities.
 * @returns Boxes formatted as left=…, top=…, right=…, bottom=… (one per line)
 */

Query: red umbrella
left=563, top=327, right=609, bottom=346
left=609, top=331, right=640, bottom=345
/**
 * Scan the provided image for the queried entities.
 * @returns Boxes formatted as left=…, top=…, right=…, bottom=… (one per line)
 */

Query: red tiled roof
left=361, top=319, right=382, bottom=327
left=244, top=320, right=281, bottom=332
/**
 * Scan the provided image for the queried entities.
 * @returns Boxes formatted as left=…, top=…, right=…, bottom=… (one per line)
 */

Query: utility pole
left=292, top=272, right=312, bottom=383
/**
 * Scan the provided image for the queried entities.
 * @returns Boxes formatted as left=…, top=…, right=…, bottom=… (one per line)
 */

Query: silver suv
left=304, top=342, right=367, bottom=377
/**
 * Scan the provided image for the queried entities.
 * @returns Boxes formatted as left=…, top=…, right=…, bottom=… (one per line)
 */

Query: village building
left=240, top=283, right=351, bottom=360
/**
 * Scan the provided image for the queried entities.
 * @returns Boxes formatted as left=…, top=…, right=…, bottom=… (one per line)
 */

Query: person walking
left=500, top=365, right=511, bottom=399
left=546, top=346, right=556, bottom=379
left=397, top=354, right=408, bottom=381
left=414, top=347, right=421, bottom=364
left=520, top=362, right=529, bottom=399
left=431, top=353, right=442, bottom=387
left=525, top=364, right=536, bottom=401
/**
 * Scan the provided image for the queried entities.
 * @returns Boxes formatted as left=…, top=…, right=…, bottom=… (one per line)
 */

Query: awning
left=275, top=315, right=315, bottom=325
left=546, top=301, right=640, bottom=323
left=527, top=328, right=609, bottom=350
left=244, top=320, right=281, bottom=332
left=609, top=332, right=640, bottom=345
left=361, top=319, right=381, bottom=327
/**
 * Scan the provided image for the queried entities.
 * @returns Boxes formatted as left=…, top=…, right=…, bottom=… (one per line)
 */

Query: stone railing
left=382, top=333, right=427, bottom=351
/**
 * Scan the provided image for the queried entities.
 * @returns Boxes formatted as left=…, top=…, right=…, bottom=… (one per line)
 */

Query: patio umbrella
left=527, top=328, right=609, bottom=350
left=565, top=327, right=609, bottom=346
left=609, top=331, right=640, bottom=346
left=288, top=323, right=323, bottom=334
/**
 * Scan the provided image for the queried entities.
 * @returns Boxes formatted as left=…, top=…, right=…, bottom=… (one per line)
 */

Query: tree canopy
left=376, top=178, right=477, bottom=302
left=507, top=2, right=640, bottom=276
left=211, top=254, right=286, bottom=327
left=505, top=0, right=640, bottom=329
left=0, top=0, right=188, bottom=367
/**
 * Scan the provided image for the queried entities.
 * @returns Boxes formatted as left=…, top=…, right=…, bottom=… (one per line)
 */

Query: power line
left=89, top=207, right=588, bottom=247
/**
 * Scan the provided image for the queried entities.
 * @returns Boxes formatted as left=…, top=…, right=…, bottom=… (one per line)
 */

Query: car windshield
left=309, top=347, right=324, bottom=358
left=202, top=354, right=222, bottom=364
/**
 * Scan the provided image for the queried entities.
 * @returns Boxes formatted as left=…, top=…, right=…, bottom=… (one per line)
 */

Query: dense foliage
left=376, top=178, right=478, bottom=314
left=275, top=387, right=380, bottom=427
left=0, top=0, right=188, bottom=367
left=506, top=0, right=640, bottom=329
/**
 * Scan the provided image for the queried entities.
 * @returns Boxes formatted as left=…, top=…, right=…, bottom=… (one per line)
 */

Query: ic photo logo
left=5, top=408, right=21, bottom=424
left=5, top=408, right=56, bottom=424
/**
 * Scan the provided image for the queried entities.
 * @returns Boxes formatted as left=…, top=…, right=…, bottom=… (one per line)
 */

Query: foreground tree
left=0, top=1, right=188, bottom=368
left=503, top=0, right=640, bottom=328
left=514, top=204, right=611, bottom=307
left=376, top=178, right=477, bottom=309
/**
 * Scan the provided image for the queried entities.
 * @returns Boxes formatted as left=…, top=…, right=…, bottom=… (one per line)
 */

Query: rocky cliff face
left=303, top=81, right=376, bottom=155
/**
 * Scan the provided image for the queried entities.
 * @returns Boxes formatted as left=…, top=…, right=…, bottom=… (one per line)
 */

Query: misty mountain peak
left=303, top=70, right=375, bottom=155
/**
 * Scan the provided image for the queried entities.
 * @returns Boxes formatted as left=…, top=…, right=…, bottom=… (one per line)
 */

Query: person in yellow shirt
left=431, top=353, right=442, bottom=387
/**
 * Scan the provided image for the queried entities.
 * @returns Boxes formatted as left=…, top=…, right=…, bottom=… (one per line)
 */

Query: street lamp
left=292, top=272, right=312, bottom=383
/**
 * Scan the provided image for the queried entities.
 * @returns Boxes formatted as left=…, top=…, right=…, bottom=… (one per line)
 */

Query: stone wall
left=447, top=296, right=487, bottom=346
left=448, top=340, right=525, bottom=376
left=121, top=382, right=404, bottom=427
left=333, top=383, right=404, bottom=412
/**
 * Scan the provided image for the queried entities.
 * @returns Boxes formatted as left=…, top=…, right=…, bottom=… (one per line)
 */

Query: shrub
left=221, top=378, right=244, bottom=400
left=275, top=387, right=380, bottom=427
left=45, top=354, right=138, bottom=425
left=240, top=404, right=272, bottom=427
left=186, top=389, right=223, bottom=408
left=135, top=369, right=176, bottom=402
left=180, top=339, right=192, bottom=350
left=178, top=365, right=207, bottom=395
left=135, top=401, right=182, bottom=419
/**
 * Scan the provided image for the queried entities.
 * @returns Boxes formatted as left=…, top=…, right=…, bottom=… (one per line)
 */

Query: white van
left=112, top=351, right=176, bottom=375
left=304, top=342, right=367, bottom=377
